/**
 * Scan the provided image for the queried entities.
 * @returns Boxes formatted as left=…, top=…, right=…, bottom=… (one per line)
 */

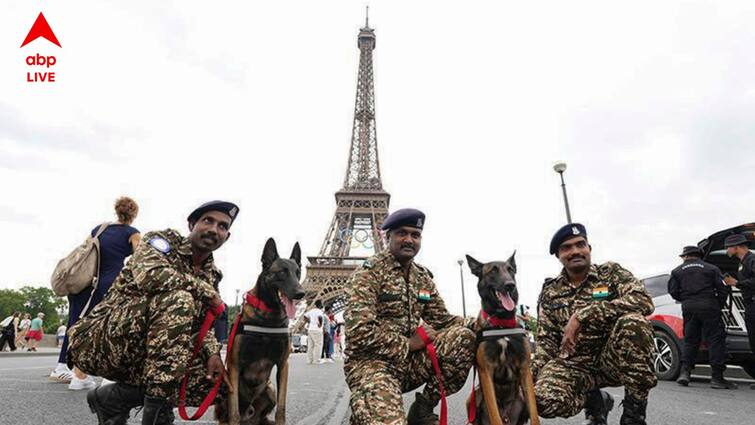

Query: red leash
left=416, top=325, right=448, bottom=425
left=178, top=303, right=242, bottom=421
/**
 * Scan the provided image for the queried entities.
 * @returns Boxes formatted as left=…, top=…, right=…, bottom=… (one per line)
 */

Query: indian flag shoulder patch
left=417, top=289, right=431, bottom=302
left=592, top=285, right=610, bottom=299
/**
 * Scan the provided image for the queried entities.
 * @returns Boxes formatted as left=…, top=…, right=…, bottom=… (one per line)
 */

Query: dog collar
left=480, top=310, right=518, bottom=329
left=245, top=292, right=273, bottom=313
left=478, top=327, right=527, bottom=341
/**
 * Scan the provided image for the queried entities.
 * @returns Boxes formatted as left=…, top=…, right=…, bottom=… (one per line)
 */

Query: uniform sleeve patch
left=149, top=237, right=172, bottom=254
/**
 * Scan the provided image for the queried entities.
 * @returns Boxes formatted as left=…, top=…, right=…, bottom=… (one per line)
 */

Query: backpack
left=0, top=316, right=13, bottom=328
left=50, top=223, right=110, bottom=297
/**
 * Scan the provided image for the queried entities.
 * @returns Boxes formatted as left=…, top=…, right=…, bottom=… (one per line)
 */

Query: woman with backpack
left=0, top=312, right=21, bottom=352
left=50, top=197, right=141, bottom=391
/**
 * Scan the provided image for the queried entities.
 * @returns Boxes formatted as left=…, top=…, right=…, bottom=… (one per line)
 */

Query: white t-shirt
left=56, top=325, right=67, bottom=337
left=305, top=308, right=324, bottom=331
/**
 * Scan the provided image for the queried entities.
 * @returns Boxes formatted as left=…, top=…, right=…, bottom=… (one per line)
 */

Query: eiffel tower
left=297, top=12, right=389, bottom=321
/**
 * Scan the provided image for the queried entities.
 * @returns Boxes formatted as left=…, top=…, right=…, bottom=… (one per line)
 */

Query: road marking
left=0, top=366, right=52, bottom=371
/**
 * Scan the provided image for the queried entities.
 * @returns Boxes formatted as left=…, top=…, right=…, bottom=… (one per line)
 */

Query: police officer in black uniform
left=668, top=246, right=735, bottom=388
left=723, top=233, right=755, bottom=390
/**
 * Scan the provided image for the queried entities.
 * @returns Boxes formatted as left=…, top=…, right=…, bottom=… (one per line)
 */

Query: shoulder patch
left=363, top=260, right=373, bottom=269
left=148, top=237, right=172, bottom=254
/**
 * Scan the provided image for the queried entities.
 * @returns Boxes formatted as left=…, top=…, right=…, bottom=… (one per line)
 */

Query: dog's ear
left=262, top=238, right=279, bottom=269
left=466, top=254, right=483, bottom=277
left=507, top=250, right=517, bottom=273
left=290, top=242, right=302, bottom=267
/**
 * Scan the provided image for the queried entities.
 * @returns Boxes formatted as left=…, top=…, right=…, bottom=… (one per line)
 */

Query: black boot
left=583, top=389, right=614, bottom=425
left=676, top=368, right=691, bottom=386
left=141, top=395, right=175, bottom=425
left=406, top=392, right=439, bottom=425
left=619, top=394, right=648, bottom=425
left=87, top=382, right=144, bottom=425
left=710, top=372, right=738, bottom=389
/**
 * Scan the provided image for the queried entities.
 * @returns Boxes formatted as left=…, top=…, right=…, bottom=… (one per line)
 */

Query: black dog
left=466, top=252, right=531, bottom=425
left=216, top=238, right=305, bottom=425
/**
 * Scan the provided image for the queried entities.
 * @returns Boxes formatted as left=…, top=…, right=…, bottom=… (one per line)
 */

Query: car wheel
left=652, top=330, right=681, bottom=381
left=740, top=361, right=755, bottom=380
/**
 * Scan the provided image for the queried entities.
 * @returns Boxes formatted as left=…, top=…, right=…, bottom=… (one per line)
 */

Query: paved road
left=1, top=353, right=753, bottom=424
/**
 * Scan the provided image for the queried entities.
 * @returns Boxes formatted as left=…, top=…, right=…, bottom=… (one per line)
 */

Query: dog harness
left=240, top=291, right=291, bottom=336
left=468, top=310, right=527, bottom=424
left=178, top=291, right=293, bottom=420
left=477, top=311, right=527, bottom=342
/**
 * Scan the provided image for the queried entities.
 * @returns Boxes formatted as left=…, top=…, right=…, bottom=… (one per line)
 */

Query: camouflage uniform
left=533, top=262, right=657, bottom=418
left=344, top=250, right=476, bottom=425
left=68, top=229, right=222, bottom=405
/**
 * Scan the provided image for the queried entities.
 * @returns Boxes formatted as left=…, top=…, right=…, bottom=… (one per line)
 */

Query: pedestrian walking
left=56, top=323, right=67, bottom=348
left=723, top=233, right=755, bottom=390
left=0, top=312, right=21, bottom=352
left=668, top=245, right=736, bottom=389
left=51, top=196, right=142, bottom=391
left=24, top=313, right=45, bottom=352
left=334, top=322, right=346, bottom=360
left=534, top=223, right=657, bottom=425
left=68, top=200, right=237, bottom=425
left=15, top=313, right=31, bottom=349
left=327, top=307, right=336, bottom=360
left=304, top=300, right=324, bottom=364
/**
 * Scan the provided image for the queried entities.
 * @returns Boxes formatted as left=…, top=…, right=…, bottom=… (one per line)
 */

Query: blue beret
left=550, top=223, right=587, bottom=255
left=188, top=200, right=240, bottom=226
left=381, top=208, right=425, bottom=231
left=724, top=234, right=748, bottom=248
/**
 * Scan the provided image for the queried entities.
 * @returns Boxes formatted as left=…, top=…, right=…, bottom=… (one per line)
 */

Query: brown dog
left=216, top=238, right=305, bottom=425
left=465, top=252, right=537, bottom=425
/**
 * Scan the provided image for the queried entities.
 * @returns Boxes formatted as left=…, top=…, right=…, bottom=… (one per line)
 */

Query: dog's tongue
left=280, top=293, right=297, bottom=319
left=497, top=291, right=516, bottom=311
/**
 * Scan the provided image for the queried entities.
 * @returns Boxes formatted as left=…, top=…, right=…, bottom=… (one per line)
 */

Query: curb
left=0, top=351, right=60, bottom=358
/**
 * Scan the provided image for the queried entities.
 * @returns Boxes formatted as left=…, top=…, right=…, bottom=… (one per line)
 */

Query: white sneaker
left=49, top=365, right=73, bottom=383
left=326, top=358, right=334, bottom=363
left=68, top=376, right=96, bottom=391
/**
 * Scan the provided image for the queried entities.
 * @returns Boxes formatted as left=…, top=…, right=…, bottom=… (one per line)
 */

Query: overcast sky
left=1, top=1, right=753, bottom=316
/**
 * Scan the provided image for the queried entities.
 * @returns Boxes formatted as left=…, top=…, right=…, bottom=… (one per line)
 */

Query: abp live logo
left=20, top=12, right=61, bottom=83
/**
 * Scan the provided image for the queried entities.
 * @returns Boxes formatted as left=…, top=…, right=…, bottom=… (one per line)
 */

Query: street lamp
left=235, top=288, right=241, bottom=308
left=553, top=161, right=573, bottom=223
left=457, top=259, right=467, bottom=318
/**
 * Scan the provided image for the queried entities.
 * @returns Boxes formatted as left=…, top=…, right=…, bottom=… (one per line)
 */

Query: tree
left=19, top=286, right=66, bottom=333
left=0, top=289, right=26, bottom=319
left=0, top=286, right=66, bottom=333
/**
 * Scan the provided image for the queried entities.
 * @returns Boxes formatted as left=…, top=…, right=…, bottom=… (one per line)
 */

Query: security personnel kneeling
left=68, top=201, right=238, bottom=425
left=668, top=245, right=736, bottom=389
left=533, top=223, right=657, bottom=425
left=344, top=208, right=476, bottom=425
